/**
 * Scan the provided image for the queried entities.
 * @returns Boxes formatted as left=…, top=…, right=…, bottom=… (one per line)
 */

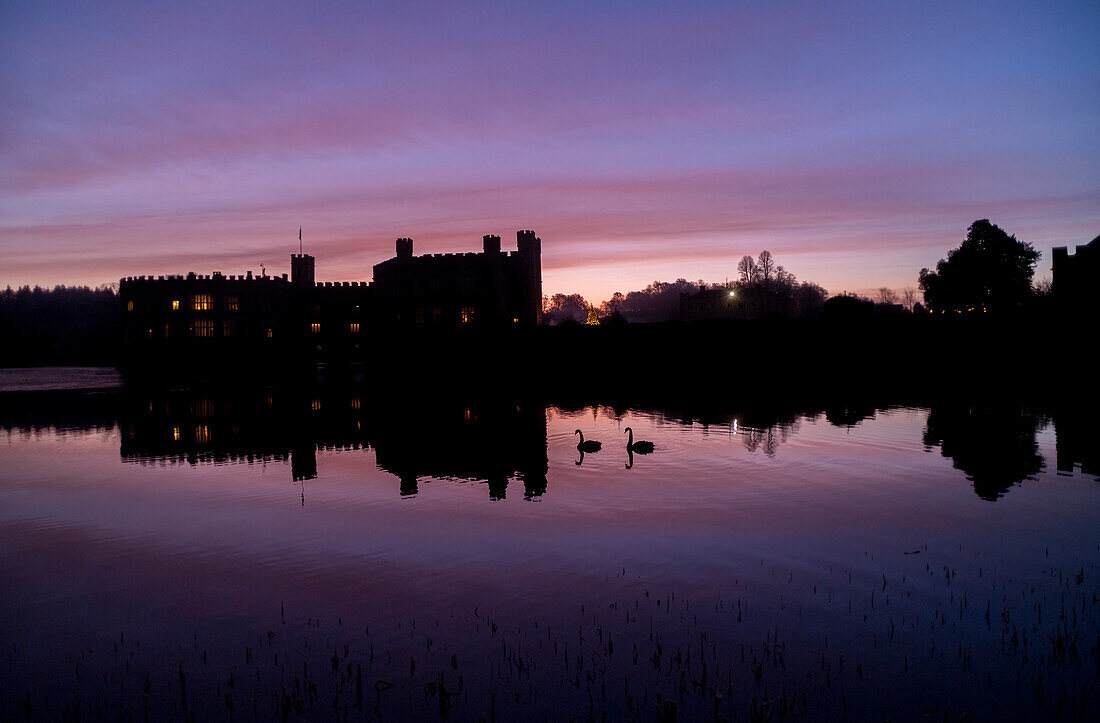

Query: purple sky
left=2, top=1, right=1097, bottom=302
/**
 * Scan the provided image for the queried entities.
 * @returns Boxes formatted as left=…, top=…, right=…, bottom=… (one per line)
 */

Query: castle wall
left=119, top=230, right=543, bottom=367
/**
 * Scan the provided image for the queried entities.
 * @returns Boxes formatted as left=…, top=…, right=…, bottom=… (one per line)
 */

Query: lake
left=1, top=368, right=1097, bottom=720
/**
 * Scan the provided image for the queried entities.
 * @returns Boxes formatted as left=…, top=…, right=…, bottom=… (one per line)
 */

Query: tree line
left=0, top=284, right=120, bottom=365
left=543, top=249, right=828, bottom=325
left=543, top=219, right=1054, bottom=325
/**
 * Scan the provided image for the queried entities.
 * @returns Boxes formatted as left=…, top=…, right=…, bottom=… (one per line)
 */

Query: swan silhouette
left=625, top=427, right=654, bottom=454
left=575, top=429, right=602, bottom=452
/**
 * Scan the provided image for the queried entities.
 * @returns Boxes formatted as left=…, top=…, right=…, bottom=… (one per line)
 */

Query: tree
left=542, top=293, right=590, bottom=325
left=877, top=287, right=899, bottom=305
left=918, top=220, right=1040, bottom=313
left=901, top=286, right=918, bottom=311
left=599, top=292, right=626, bottom=318
left=737, top=255, right=759, bottom=284
left=757, top=250, right=775, bottom=282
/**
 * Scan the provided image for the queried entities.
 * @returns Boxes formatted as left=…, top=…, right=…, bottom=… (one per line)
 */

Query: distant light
left=728, top=291, right=735, bottom=297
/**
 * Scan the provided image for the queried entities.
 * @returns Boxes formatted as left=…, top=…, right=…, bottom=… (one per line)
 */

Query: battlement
left=314, top=281, right=370, bottom=288
left=121, top=272, right=291, bottom=285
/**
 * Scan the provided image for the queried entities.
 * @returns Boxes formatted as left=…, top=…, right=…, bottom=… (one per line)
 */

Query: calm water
left=1, top=368, right=1097, bottom=721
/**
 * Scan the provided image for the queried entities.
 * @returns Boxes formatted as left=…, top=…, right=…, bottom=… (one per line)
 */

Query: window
left=310, top=323, right=321, bottom=334
left=146, top=328, right=153, bottom=339
left=460, top=306, right=476, bottom=324
left=190, top=319, right=215, bottom=337
left=348, top=322, right=360, bottom=335
left=221, top=319, right=236, bottom=337
left=171, top=426, right=181, bottom=441
left=171, top=299, right=180, bottom=311
left=433, top=307, right=442, bottom=324
left=415, top=306, right=425, bottom=325
left=194, top=425, right=210, bottom=444
left=126, top=300, right=134, bottom=311
left=265, top=328, right=273, bottom=339
left=224, top=296, right=239, bottom=311
left=191, top=294, right=213, bottom=311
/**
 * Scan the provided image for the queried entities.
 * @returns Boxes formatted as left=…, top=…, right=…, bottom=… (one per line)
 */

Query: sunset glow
left=2, top=1, right=1097, bottom=302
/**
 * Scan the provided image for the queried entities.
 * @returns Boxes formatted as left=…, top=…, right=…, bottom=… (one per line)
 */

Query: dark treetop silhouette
left=918, top=219, right=1040, bottom=314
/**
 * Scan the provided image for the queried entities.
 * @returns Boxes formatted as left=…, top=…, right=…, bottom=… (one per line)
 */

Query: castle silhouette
left=119, top=231, right=542, bottom=366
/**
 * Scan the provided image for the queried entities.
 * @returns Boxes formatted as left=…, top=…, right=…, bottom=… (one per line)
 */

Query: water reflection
left=1, top=384, right=1096, bottom=501
left=922, top=403, right=1047, bottom=500
left=373, top=402, right=547, bottom=499
left=108, top=386, right=549, bottom=500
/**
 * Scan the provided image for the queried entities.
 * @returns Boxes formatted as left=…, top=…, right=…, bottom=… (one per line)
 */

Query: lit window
left=194, top=425, right=210, bottom=444
left=146, top=328, right=153, bottom=339
left=191, top=294, right=213, bottom=311
left=126, top=300, right=134, bottom=311
left=513, top=316, right=520, bottom=324
left=265, top=328, right=273, bottom=339
left=171, top=299, right=180, bottom=311
left=224, top=296, right=239, bottom=311
left=350, top=397, right=360, bottom=409
left=311, top=398, right=321, bottom=411
left=460, top=306, right=476, bottom=324
left=171, top=426, right=181, bottom=441
left=310, top=323, right=321, bottom=334
left=348, top=322, right=360, bottom=334
left=190, top=319, right=215, bottom=337
left=221, top=319, right=235, bottom=337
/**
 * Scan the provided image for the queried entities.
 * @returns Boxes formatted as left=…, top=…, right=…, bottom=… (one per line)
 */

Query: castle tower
left=516, top=230, right=543, bottom=325
left=291, top=253, right=315, bottom=286
left=396, top=237, right=413, bottom=259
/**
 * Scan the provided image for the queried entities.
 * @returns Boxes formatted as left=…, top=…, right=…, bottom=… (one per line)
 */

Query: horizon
left=2, top=1, right=1097, bottom=303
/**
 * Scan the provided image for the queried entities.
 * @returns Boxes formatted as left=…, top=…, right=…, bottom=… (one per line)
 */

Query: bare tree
left=757, top=250, right=775, bottom=282
left=877, top=287, right=899, bottom=305
left=737, top=255, right=758, bottom=283
left=901, top=286, right=918, bottom=310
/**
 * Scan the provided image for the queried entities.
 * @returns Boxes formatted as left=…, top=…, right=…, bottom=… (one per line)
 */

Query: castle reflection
left=115, top=385, right=548, bottom=499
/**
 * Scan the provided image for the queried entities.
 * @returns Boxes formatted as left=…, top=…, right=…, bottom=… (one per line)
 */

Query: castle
left=119, top=230, right=542, bottom=366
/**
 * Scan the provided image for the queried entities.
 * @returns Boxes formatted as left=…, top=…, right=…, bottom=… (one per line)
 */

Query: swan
left=625, top=427, right=654, bottom=454
left=574, top=429, right=602, bottom=452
